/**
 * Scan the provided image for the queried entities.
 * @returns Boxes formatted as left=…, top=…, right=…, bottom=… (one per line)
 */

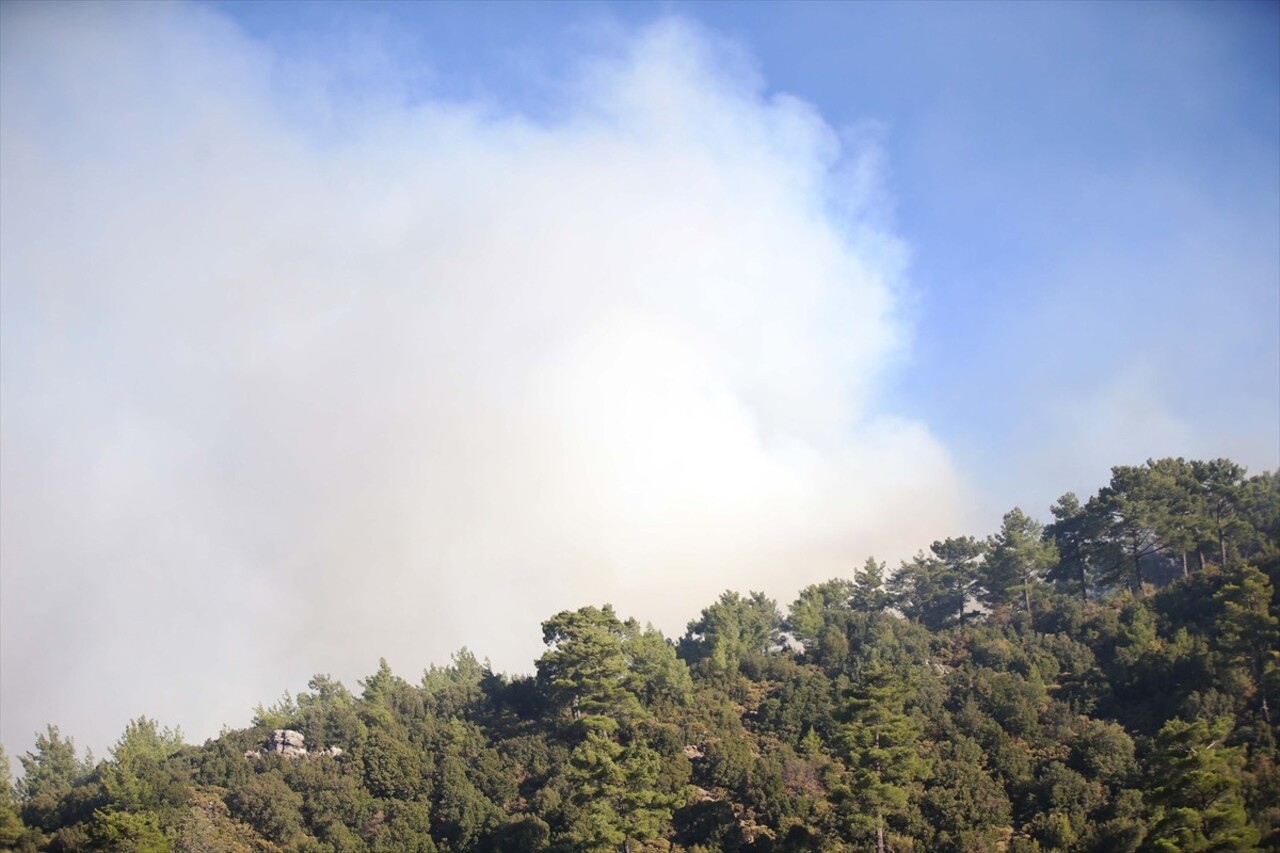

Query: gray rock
left=271, top=729, right=306, bottom=750
left=245, top=728, right=344, bottom=761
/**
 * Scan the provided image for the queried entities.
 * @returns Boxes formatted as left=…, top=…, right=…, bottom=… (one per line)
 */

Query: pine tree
left=1046, top=492, right=1098, bottom=602
left=787, top=579, right=856, bottom=651
left=0, top=746, right=30, bottom=849
left=679, top=591, right=780, bottom=673
left=1192, top=459, right=1249, bottom=568
left=1145, top=716, right=1259, bottom=851
left=538, top=605, right=640, bottom=722
left=1088, top=465, right=1171, bottom=594
left=17, top=725, right=92, bottom=833
left=835, top=658, right=929, bottom=853
left=563, top=717, right=678, bottom=853
left=87, top=808, right=171, bottom=853
left=1212, top=564, right=1280, bottom=723
left=982, top=508, right=1057, bottom=626
left=890, top=537, right=985, bottom=630
left=853, top=557, right=890, bottom=612
left=99, top=716, right=186, bottom=812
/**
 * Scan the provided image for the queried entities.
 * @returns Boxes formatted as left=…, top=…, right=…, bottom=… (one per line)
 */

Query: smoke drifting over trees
left=1, top=5, right=963, bottom=759
left=3, top=457, right=1278, bottom=851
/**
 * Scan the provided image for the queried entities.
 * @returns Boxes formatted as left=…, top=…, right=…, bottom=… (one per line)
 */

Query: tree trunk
left=1181, top=552, right=1189, bottom=578
left=876, top=810, right=885, bottom=853
left=1198, top=549, right=1206, bottom=571
left=1132, top=543, right=1144, bottom=596
left=1217, top=505, right=1228, bottom=567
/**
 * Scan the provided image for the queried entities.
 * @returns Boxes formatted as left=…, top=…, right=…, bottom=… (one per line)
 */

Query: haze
left=2, top=1, right=1276, bottom=761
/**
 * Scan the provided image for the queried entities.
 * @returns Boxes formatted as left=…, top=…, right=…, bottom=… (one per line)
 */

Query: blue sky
left=1, top=1, right=1277, bottom=758
left=215, top=0, right=1280, bottom=501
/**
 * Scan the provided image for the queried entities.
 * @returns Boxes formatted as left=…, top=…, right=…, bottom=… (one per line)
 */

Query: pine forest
left=4, top=456, right=1279, bottom=853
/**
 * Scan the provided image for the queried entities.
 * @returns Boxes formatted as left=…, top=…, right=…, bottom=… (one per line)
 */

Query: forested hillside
left=3, top=458, right=1278, bottom=853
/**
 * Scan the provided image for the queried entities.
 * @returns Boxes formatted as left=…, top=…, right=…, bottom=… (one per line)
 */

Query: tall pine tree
left=835, top=657, right=929, bottom=853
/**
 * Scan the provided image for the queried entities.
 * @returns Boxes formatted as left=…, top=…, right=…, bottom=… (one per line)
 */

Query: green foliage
left=489, top=814, right=549, bottom=852
left=86, top=808, right=171, bottom=852
left=422, top=649, right=490, bottom=719
left=99, top=718, right=187, bottom=813
left=18, top=726, right=90, bottom=803
left=360, top=658, right=426, bottom=724
left=537, top=605, right=641, bottom=723
left=835, top=657, right=929, bottom=847
left=1144, top=716, right=1260, bottom=851
left=171, top=790, right=281, bottom=852
left=621, top=625, right=693, bottom=713
left=1211, top=564, right=1280, bottom=719
left=1068, top=718, right=1136, bottom=786
left=251, top=694, right=299, bottom=731
left=17, top=725, right=95, bottom=833
left=679, top=591, right=781, bottom=673
left=920, top=737, right=1012, bottom=852
left=293, top=674, right=365, bottom=753
left=360, top=727, right=427, bottom=800
left=1192, top=458, right=1250, bottom=568
left=561, top=719, right=680, bottom=852
left=890, top=536, right=986, bottom=631
left=434, top=752, right=501, bottom=851
left=9, top=456, right=1276, bottom=853
left=755, top=661, right=838, bottom=747
left=0, top=745, right=34, bottom=850
left=1046, top=492, right=1099, bottom=601
left=853, top=556, right=891, bottom=612
left=983, top=507, right=1058, bottom=623
left=227, top=771, right=305, bottom=845
left=787, top=579, right=856, bottom=651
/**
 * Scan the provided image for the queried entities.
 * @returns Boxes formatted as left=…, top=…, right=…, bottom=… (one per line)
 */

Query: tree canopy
left=4, top=456, right=1278, bottom=853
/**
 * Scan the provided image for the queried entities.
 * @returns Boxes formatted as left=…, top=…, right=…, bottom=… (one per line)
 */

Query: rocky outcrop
left=268, top=729, right=306, bottom=757
left=243, top=729, right=344, bottom=760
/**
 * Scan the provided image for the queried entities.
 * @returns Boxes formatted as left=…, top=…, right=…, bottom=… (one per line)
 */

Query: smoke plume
left=0, top=4, right=964, bottom=756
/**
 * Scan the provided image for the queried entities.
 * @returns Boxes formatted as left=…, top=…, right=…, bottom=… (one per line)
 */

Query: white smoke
left=0, top=3, right=965, bottom=757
